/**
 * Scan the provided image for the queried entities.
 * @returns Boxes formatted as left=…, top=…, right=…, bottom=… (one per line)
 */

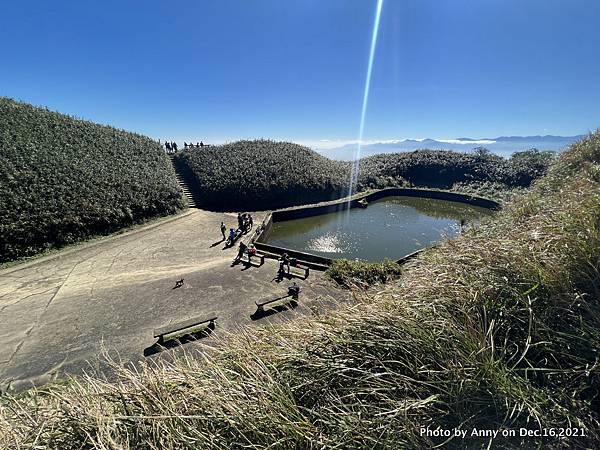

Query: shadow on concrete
left=272, top=271, right=294, bottom=283
left=250, top=300, right=298, bottom=321
left=240, top=260, right=262, bottom=271
left=143, top=328, right=213, bottom=356
left=231, top=258, right=260, bottom=270
left=210, top=238, right=225, bottom=248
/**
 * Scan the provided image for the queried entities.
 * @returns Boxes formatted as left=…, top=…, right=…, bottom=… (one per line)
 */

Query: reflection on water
left=266, top=196, right=494, bottom=262
left=308, top=233, right=348, bottom=253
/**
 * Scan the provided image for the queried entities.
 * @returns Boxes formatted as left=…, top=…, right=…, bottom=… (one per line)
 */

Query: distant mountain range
left=317, top=135, right=586, bottom=160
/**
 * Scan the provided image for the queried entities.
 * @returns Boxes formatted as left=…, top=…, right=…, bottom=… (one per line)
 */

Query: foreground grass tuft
left=1, top=133, right=599, bottom=449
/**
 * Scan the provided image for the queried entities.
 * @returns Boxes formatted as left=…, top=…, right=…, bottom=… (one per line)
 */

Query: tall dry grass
left=1, top=133, right=599, bottom=449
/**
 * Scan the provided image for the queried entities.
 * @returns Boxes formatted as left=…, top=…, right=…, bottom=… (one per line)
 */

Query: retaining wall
left=254, top=188, right=500, bottom=268
left=271, top=187, right=499, bottom=222
left=253, top=242, right=332, bottom=268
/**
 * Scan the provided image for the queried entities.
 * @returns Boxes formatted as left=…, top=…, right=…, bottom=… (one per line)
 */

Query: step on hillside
left=169, top=155, right=198, bottom=208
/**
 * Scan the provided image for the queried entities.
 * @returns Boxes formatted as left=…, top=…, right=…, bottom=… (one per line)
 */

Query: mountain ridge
left=318, top=134, right=586, bottom=160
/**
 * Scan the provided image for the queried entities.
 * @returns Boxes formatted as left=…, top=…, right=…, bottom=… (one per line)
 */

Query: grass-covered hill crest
left=178, top=139, right=555, bottom=211
left=0, top=98, right=184, bottom=264
left=175, top=139, right=349, bottom=210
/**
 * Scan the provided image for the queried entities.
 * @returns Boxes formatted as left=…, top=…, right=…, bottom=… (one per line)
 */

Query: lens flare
left=348, top=0, right=384, bottom=199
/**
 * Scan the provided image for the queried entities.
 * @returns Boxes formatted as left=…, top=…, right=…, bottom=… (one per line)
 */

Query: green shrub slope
left=1, top=132, right=598, bottom=448
left=0, top=98, right=184, bottom=263
left=177, top=140, right=554, bottom=210
left=175, top=139, right=348, bottom=210
left=357, top=148, right=554, bottom=190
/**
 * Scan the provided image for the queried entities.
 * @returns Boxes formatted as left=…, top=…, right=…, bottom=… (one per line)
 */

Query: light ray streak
left=348, top=0, right=384, bottom=199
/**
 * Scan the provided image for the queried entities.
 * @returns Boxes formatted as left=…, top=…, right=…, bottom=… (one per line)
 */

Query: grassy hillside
left=0, top=98, right=184, bottom=264
left=1, top=132, right=597, bottom=448
left=175, top=139, right=348, bottom=210
left=177, top=140, right=554, bottom=210
left=357, top=148, right=554, bottom=190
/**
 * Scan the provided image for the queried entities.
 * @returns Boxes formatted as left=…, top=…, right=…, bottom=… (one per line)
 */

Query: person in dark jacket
left=279, top=253, right=290, bottom=274
left=234, top=241, right=247, bottom=264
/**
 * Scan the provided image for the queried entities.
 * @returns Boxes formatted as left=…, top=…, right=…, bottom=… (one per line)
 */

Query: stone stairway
left=169, top=155, right=198, bottom=208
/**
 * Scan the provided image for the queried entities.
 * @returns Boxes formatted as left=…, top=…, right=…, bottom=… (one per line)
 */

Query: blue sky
left=1, top=0, right=599, bottom=148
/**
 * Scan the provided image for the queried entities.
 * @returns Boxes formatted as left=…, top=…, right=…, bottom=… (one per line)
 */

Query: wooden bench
left=255, top=285, right=301, bottom=313
left=284, top=265, right=309, bottom=280
left=257, top=250, right=330, bottom=271
left=154, top=315, right=217, bottom=344
left=240, top=253, right=265, bottom=267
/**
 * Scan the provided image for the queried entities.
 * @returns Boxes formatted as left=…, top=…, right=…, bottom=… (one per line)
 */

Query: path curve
left=0, top=209, right=345, bottom=392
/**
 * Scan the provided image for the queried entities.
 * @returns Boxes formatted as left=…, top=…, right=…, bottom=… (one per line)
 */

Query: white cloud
left=436, top=139, right=497, bottom=145
left=299, top=138, right=407, bottom=149
left=303, top=138, right=498, bottom=149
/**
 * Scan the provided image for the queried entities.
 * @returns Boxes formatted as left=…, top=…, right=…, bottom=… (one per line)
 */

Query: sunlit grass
left=1, top=132, right=598, bottom=448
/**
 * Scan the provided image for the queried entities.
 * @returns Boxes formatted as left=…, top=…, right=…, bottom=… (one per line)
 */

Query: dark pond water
left=264, top=196, right=494, bottom=262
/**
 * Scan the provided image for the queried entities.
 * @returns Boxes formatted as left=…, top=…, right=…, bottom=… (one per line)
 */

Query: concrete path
left=0, top=209, right=346, bottom=392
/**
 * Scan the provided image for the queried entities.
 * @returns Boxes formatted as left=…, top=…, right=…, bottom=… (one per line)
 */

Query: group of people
left=162, top=140, right=206, bottom=154
left=164, top=141, right=178, bottom=154
left=237, top=212, right=253, bottom=233
left=217, top=216, right=296, bottom=277
left=217, top=213, right=259, bottom=265
left=184, top=142, right=205, bottom=149
left=220, top=213, right=254, bottom=248
left=233, top=241, right=257, bottom=265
